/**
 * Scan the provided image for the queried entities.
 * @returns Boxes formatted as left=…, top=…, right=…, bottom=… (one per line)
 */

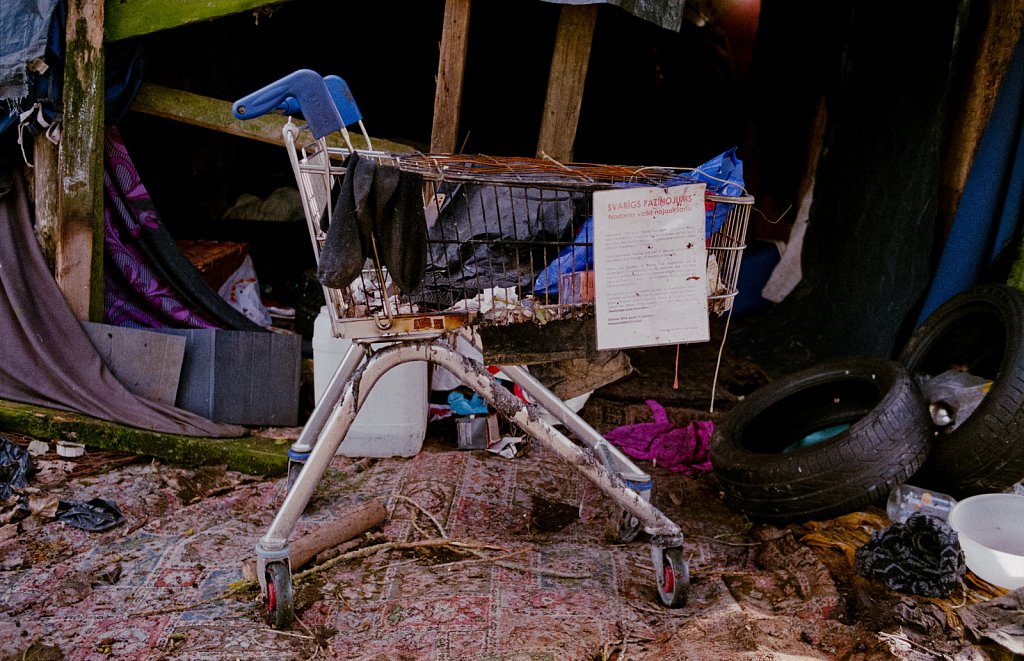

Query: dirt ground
left=0, top=338, right=1018, bottom=660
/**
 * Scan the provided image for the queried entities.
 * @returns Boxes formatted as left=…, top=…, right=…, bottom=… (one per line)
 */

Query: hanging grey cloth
left=0, top=0, right=59, bottom=104
left=317, top=152, right=427, bottom=294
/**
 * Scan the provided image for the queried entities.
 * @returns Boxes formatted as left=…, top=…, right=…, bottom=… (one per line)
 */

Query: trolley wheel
left=263, top=562, right=295, bottom=628
left=285, top=459, right=305, bottom=493
left=606, top=508, right=643, bottom=543
left=652, top=546, right=689, bottom=608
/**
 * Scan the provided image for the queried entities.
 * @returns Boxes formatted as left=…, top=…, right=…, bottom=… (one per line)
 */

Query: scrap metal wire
left=393, top=152, right=686, bottom=190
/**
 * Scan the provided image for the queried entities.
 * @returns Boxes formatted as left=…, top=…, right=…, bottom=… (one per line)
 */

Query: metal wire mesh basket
left=285, top=127, right=752, bottom=341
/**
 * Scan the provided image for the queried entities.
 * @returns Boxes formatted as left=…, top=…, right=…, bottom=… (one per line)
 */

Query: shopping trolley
left=233, top=69, right=753, bottom=628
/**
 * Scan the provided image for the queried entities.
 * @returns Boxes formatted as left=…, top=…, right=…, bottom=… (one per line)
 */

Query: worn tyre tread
left=899, top=284, right=1024, bottom=497
left=711, top=357, right=931, bottom=522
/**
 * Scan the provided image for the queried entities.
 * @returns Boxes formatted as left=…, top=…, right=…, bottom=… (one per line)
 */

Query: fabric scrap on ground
left=604, top=399, right=713, bottom=474
left=959, top=587, right=1024, bottom=654
left=0, top=167, right=244, bottom=438
left=854, top=513, right=965, bottom=598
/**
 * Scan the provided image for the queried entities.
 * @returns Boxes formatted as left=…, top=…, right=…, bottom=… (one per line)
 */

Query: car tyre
left=898, top=284, right=1024, bottom=497
left=711, top=356, right=931, bottom=522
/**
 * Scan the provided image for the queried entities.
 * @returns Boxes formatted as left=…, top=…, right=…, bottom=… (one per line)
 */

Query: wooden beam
left=104, top=0, right=293, bottom=42
left=536, top=4, right=597, bottom=162
left=0, top=399, right=289, bottom=476
left=57, top=0, right=105, bottom=321
left=431, top=0, right=472, bottom=153
left=130, top=82, right=412, bottom=153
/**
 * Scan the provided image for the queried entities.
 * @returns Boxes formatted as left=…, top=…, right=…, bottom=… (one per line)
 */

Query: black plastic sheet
left=0, top=434, right=34, bottom=500
left=55, top=498, right=124, bottom=532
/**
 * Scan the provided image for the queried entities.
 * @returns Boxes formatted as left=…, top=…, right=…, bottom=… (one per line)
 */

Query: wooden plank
left=431, top=0, right=472, bottom=153
left=536, top=4, right=597, bottom=162
left=131, top=82, right=412, bottom=153
left=57, top=0, right=105, bottom=321
left=480, top=318, right=600, bottom=365
left=0, top=398, right=289, bottom=476
left=31, top=135, right=60, bottom=271
left=104, top=0, right=293, bottom=42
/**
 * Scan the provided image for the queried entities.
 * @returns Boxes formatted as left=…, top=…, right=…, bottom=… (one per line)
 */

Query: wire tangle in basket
left=393, top=153, right=688, bottom=190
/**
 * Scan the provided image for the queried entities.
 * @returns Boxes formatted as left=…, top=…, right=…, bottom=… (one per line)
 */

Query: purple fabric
left=102, top=126, right=219, bottom=329
left=604, top=400, right=714, bottom=475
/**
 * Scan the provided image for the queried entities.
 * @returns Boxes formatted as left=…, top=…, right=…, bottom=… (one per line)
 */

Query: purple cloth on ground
left=604, top=400, right=714, bottom=474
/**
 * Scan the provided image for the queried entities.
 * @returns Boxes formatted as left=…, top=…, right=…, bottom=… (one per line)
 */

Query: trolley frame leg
left=289, top=341, right=367, bottom=456
left=256, top=339, right=685, bottom=596
left=498, top=364, right=653, bottom=491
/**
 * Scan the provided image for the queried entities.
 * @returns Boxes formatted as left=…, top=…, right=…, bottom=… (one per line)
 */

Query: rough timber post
left=536, top=4, right=597, bottom=162
left=56, top=0, right=105, bottom=321
left=431, top=0, right=471, bottom=153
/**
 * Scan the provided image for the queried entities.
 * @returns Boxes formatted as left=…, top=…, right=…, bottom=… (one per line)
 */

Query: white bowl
left=948, top=493, right=1024, bottom=590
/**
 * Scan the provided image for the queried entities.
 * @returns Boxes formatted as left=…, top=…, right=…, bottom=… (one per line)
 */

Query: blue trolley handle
left=266, top=76, right=362, bottom=126
left=274, top=96, right=303, bottom=117
left=323, top=75, right=372, bottom=151
left=232, top=69, right=343, bottom=140
left=323, top=75, right=363, bottom=127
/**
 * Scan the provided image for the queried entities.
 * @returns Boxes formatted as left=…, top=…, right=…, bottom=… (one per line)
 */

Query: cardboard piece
left=156, top=327, right=301, bottom=426
left=82, top=322, right=301, bottom=426
left=82, top=321, right=186, bottom=406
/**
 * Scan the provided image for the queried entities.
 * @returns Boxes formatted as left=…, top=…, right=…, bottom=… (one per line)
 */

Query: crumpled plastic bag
left=917, top=369, right=990, bottom=431
left=448, top=391, right=489, bottom=416
left=55, top=498, right=125, bottom=532
left=218, top=255, right=272, bottom=327
left=0, top=435, right=34, bottom=501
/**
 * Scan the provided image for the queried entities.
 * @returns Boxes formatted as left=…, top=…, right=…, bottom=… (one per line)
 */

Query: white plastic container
left=948, top=493, right=1024, bottom=590
left=312, top=307, right=428, bottom=457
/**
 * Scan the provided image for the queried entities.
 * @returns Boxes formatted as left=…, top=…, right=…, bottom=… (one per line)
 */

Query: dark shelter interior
left=100, top=0, right=1010, bottom=383
left=2, top=1, right=1024, bottom=657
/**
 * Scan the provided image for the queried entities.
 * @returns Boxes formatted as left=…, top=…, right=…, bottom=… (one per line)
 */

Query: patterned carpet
left=0, top=428, right=983, bottom=660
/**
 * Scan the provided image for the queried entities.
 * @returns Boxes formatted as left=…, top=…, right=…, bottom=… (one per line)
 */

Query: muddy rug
left=0, top=433, right=992, bottom=660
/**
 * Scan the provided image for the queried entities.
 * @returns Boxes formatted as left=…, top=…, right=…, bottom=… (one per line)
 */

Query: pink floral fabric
left=102, top=126, right=218, bottom=328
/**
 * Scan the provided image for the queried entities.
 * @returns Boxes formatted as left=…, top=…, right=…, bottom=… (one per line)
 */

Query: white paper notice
left=594, top=183, right=709, bottom=350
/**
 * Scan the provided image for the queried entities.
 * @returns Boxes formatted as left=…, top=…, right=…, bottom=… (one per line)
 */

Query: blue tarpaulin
left=533, top=147, right=745, bottom=296
left=916, top=36, right=1024, bottom=324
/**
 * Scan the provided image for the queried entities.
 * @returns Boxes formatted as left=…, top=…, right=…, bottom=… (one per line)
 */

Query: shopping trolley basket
left=233, top=69, right=753, bottom=628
